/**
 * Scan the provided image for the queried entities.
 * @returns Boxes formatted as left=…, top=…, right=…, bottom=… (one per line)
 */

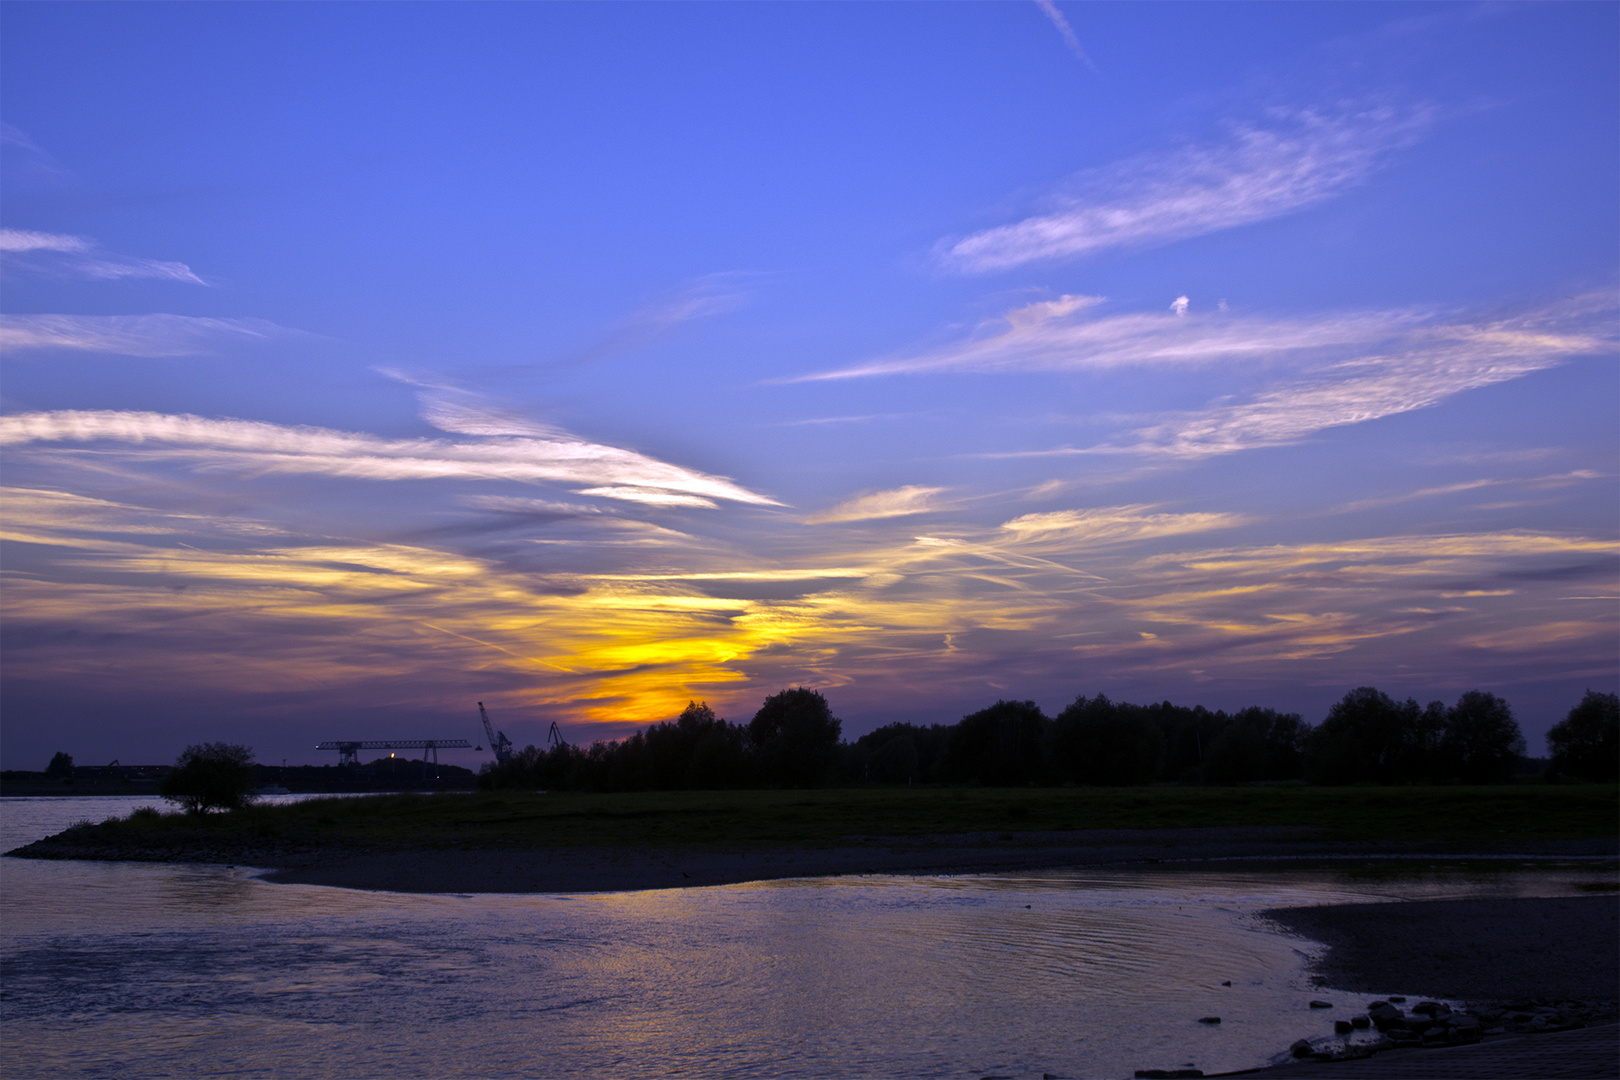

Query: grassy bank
left=19, top=783, right=1617, bottom=856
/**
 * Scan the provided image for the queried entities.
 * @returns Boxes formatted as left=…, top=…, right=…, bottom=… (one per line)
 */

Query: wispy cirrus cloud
left=0, top=313, right=284, bottom=356
left=0, top=123, right=76, bottom=182
left=1000, top=505, right=1250, bottom=544
left=0, top=228, right=206, bottom=284
left=1328, top=470, right=1606, bottom=515
left=0, top=410, right=780, bottom=508
left=1033, top=0, right=1097, bottom=71
left=495, top=272, right=753, bottom=372
left=794, top=293, right=1422, bottom=381
left=577, top=273, right=750, bottom=361
left=798, top=292, right=1613, bottom=457
left=1120, top=301, right=1614, bottom=457
left=807, top=485, right=949, bottom=524
left=940, top=101, right=1433, bottom=272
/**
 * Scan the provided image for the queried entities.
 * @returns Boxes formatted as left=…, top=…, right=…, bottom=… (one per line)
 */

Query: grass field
left=62, top=782, right=1620, bottom=853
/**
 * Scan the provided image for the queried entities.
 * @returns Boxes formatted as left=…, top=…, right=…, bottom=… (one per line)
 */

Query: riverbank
left=250, top=830, right=1615, bottom=893
left=1263, top=894, right=1620, bottom=1002
left=8, top=784, right=1616, bottom=893
left=1232, top=896, right=1620, bottom=1077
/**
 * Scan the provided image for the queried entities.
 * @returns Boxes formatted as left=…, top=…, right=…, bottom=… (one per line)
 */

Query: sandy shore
left=258, top=825, right=1327, bottom=891
left=1263, top=894, right=1620, bottom=1002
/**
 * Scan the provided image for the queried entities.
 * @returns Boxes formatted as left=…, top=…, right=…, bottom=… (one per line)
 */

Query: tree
left=748, top=687, right=842, bottom=787
left=1547, top=690, right=1619, bottom=782
left=1203, top=707, right=1310, bottom=784
left=1051, top=694, right=1163, bottom=786
left=44, top=751, right=74, bottom=781
left=160, top=742, right=257, bottom=814
left=1439, top=690, right=1525, bottom=784
left=938, top=700, right=1050, bottom=786
left=848, top=722, right=948, bottom=785
left=647, top=701, right=749, bottom=789
left=1305, top=687, right=1427, bottom=784
left=867, top=733, right=920, bottom=784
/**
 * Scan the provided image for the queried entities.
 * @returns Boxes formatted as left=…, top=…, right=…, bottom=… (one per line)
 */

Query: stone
left=1197, top=1016, right=1221, bottom=1025
left=1220, top=981, right=1231, bottom=987
left=1133, top=1072, right=1203, bottom=1079
left=1368, top=1004, right=1406, bottom=1032
left=1334, top=1020, right=1354, bottom=1035
left=1350, top=1015, right=1370, bottom=1029
left=1388, top=996, right=1406, bottom=1003
left=1290, top=1040, right=1314, bottom=1059
left=1309, top=1000, right=1333, bottom=1009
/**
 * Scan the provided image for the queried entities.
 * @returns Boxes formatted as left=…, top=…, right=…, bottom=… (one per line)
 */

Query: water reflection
left=3, top=798, right=1615, bottom=1079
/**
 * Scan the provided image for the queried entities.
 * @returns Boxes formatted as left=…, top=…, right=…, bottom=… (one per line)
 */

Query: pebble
left=1258, top=993, right=1617, bottom=1069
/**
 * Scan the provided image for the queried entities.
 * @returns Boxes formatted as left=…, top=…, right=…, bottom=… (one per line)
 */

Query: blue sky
left=2, top=2, right=1615, bottom=767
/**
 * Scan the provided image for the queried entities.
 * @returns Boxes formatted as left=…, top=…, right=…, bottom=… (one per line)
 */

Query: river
left=0, top=794, right=1608, bottom=1079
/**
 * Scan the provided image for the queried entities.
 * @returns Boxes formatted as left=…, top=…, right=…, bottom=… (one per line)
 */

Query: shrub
left=160, top=742, right=257, bottom=814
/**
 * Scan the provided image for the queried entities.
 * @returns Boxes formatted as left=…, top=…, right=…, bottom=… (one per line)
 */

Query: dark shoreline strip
left=1214, top=1022, right=1620, bottom=1078
left=1262, top=895, right=1620, bottom=1001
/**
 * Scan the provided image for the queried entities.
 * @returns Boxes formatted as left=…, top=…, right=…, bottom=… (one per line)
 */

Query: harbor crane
left=477, top=702, right=514, bottom=764
left=315, top=739, right=472, bottom=775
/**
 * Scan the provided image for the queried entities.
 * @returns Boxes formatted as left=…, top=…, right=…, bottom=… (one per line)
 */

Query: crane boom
left=477, top=701, right=514, bottom=764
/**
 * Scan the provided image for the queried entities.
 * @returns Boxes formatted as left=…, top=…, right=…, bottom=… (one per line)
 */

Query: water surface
left=2, top=795, right=1608, bottom=1079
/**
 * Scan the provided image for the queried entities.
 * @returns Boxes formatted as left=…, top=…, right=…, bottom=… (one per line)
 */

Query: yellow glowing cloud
left=807, top=485, right=948, bottom=524
left=999, top=505, right=1250, bottom=544
left=4, top=467, right=1615, bottom=733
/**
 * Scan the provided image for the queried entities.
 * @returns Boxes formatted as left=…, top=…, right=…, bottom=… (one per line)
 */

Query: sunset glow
left=2, top=3, right=1614, bottom=765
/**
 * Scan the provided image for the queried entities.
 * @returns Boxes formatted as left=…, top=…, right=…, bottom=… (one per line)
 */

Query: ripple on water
left=3, top=799, right=1613, bottom=1079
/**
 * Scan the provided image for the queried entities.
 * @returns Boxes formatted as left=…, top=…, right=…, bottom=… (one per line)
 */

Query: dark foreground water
left=1, top=796, right=1610, bottom=1079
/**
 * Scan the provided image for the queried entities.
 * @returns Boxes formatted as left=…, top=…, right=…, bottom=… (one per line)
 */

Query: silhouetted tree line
left=479, top=686, right=1619, bottom=791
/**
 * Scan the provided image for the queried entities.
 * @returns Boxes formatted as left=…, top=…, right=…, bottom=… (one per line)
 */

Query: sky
left=1, top=2, right=1615, bottom=769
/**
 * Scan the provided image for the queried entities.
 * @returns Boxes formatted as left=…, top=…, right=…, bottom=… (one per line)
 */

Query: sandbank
left=253, top=828, right=1617, bottom=893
